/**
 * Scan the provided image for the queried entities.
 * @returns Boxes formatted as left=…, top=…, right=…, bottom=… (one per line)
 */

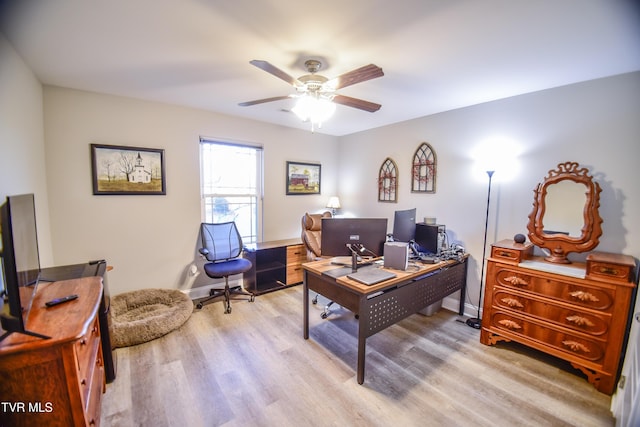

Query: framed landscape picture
left=91, top=143, right=166, bottom=195
left=286, top=161, right=321, bottom=195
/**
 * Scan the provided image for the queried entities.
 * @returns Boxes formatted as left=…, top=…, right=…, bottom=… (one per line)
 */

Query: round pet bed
left=111, top=288, right=193, bottom=348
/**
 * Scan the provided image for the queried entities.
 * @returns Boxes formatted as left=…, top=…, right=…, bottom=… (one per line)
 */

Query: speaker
left=384, top=242, right=409, bottom=270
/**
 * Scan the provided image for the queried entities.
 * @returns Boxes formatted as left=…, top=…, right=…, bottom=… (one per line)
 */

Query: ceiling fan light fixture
left=240, top=59, right=383, bottom=130
left=291, top=94, right=336, bottom=130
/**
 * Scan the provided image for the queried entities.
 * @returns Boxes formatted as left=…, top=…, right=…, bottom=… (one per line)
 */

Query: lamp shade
left=326, top=196, right=341, bottom=209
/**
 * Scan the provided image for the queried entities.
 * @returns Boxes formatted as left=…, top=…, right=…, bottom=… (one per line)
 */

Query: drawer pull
left=504, top=276, right=529, bottom=287
left=562, top=340, right=590, bottom=354
left=498, top=319, right=522, bottom=330
left=597, top=266, right=619, bottom=276
left=566, top=315, right=595, bottom=327
left=498, top=251, right=514, bottom=258
left=501, top=297, right=524, bottom=309
left=569, top=290, right=599, bottom=303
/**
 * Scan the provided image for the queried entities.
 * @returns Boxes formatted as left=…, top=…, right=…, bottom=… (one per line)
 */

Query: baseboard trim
left=183, top=278, right=244, bottom=300
left=441, top=296, right=480, bottom=319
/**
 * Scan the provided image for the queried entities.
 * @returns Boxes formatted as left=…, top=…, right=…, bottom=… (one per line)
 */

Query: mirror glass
left=543, top=180, right=587, bottom=237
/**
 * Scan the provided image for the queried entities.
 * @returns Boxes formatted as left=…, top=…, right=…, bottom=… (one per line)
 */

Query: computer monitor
left=415, top=223, right=445, bottom=255
left=392, top=208, right=416, bottom=243
left=321, top=218, right=388, bottom=257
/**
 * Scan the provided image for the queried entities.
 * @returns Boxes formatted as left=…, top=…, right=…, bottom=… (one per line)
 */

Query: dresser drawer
left=489, top=311, right=605, bottom=364
left=85, top=356, right=105, bottom=427
left=286, top=244, right=305, bottom=285
left=286, top=244, right=306, bottom=264
left=492, top=289, right=610, bottom=337
left=286, top=265, right=303, bottom=285
left=493, top=266, right=614, bottom=312
left=490, top=239, right=533, bottom=264
left=586, top=252, right=636, bottom=283
left=76, top=316, right=102, bottom=409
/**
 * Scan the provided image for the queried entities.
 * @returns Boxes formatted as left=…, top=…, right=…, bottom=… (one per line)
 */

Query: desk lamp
left=326, top=196, right=341, bottom=216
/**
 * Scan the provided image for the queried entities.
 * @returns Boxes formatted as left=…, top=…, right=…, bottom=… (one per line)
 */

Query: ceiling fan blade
left=238, top=95, right=292, bottom=107
left=333, top=95, right=381, bottom=112
left=249, top=60, right=302, bottom=87
left=327, top=64, right=384, bottom=90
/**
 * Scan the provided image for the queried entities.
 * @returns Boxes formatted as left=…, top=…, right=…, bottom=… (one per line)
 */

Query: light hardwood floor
left=101, top=286, right=614, bottom=427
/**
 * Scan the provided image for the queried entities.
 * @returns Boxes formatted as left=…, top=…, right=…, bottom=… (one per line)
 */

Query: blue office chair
left=195, top=222, right=254, bottom=313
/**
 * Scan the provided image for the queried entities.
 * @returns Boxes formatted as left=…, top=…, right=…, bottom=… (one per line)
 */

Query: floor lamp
left=466, top=170, right=495, bottom=329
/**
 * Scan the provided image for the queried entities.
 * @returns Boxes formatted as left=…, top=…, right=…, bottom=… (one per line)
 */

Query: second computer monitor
left=392, top=208, right=416, bottom=243
left=321, top=218, right=388, bottom=257
left=415, top=223, right=445, bottom=255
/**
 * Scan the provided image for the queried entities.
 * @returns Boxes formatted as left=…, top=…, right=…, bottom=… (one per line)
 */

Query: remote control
left=45, top=294, right=78, bottom=307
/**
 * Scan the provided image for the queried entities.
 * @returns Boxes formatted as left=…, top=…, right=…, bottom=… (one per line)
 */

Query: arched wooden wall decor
left=411, top=142, right=437, bottom=193
left=378, top=157, right=398, bottom=202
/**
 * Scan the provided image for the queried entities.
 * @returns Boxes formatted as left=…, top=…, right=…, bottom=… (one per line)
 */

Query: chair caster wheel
left=225, top=306, right=232, bottom=314
left=250, top=295, right=255, bottom=302
left=320, top=312, right=328, bottom=319
left=196, top=303, right=203, bottom=309
left=312, top=296, right=318, bottom=305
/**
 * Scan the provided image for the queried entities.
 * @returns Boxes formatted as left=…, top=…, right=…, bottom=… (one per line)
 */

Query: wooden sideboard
left=480, top=239, right=637, bottom=395
left=243, top=238, right=305, bottom=294
left=0, top=277, right=104, bottom=426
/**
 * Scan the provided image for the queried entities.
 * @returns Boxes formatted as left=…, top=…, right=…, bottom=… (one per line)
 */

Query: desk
left=302, top=256, right=468, bottom=384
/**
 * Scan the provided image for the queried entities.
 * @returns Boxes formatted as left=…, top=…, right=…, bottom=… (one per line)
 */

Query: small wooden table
left=302, top=256, right=468, bottom=384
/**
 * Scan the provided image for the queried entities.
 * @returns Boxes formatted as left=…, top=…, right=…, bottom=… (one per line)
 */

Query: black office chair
left=195, top=222, right=255, bottom=313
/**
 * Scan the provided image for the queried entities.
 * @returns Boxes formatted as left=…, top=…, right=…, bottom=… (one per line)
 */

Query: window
left=200, top=138, right=263, bottom=244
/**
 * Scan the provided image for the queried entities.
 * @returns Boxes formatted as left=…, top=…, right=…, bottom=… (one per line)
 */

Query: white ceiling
left=2, top=0, right=639, bottom=136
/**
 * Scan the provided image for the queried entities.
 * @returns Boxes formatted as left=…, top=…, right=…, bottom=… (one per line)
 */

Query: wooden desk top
left=303, top=256, right=466, bottom=295
left=244, top=238, right=302, bottom=251
left=0, top=276, right=103, bottom=355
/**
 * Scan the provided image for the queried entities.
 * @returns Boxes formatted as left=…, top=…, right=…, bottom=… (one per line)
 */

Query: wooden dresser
left=0, top=277, right=104, bottom=426
left=480, top=239, right=637, bottom=395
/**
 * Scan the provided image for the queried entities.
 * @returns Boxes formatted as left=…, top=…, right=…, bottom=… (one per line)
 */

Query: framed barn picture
left=91, top=143, right=166, bottom=195
left=286, top=161, right=321, bottom=195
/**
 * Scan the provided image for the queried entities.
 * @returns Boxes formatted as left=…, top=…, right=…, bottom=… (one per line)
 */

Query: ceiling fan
left=239, top=59, right=384, bottom=116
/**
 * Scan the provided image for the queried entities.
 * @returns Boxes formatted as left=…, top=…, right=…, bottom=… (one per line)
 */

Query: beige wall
left=338, top=71, right=640, bottom=312
left=0, top=35, right=53, bottom=272
left=42, top=87, right=338, bottom=294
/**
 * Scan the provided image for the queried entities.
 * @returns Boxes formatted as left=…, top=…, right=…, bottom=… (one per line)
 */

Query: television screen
left=321, top=218, right=388, bottom=257
left=392, top=208, right=416, bottom=243
left=1, top=193, right=41, bottom=336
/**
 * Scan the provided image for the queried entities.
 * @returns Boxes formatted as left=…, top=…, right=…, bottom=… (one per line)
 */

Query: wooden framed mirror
left=526, top=161, right=603, bottom=264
